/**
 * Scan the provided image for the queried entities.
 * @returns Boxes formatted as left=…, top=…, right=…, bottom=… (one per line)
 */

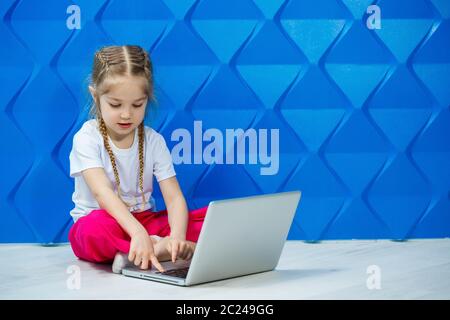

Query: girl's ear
left=88, top=85, right=97, bottom=101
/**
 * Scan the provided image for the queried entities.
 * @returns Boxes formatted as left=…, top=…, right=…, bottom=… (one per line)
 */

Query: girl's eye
left=109, top=103, right=143, bottom=108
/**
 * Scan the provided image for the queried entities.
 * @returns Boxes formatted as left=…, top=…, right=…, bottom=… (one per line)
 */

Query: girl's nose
left=121, top=108, right=132, bottom=119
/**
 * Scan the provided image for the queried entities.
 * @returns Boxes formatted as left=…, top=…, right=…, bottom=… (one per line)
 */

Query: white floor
left=1, top=239, right=449, bottom=300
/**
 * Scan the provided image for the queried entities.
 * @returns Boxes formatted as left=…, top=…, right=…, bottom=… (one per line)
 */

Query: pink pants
left=68, top=206, right=208, bottom=263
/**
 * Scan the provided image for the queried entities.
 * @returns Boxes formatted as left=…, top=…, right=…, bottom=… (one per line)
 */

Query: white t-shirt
left=69, top=119, right=176, bottom=223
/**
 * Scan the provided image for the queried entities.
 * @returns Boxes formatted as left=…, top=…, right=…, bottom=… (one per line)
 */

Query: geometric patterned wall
left=0, top=0, right=449, bottom=243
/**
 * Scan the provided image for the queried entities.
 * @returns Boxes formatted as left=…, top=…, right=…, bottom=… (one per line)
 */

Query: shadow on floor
left=192, top=268, right=343, bottom=289
left=76, top=258, right=342, bottom=289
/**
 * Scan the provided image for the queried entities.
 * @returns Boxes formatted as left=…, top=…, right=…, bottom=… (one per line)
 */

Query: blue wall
left=1, top=0, right=449, bottom=243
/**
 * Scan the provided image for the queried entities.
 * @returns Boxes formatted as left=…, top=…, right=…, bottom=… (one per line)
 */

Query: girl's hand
left=128, top=229, right=165, bottom=272
left=166, top=235, right=196, bottom=263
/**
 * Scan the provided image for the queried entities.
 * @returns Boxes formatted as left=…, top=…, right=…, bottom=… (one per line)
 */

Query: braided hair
left=89, top=45, right=156, bottom=212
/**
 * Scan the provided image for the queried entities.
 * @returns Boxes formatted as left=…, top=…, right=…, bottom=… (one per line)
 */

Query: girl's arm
left=159, top=176, right=189, bottom=239
left=80, top=167, right=165, bottom=271
left=82, top=167, right=145, bottom=236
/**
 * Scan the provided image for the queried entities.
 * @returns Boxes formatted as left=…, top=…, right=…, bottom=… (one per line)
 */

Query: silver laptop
left=121, top=190, right=301, bottom=286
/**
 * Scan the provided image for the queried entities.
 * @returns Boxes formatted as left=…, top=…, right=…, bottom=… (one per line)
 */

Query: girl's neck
left=107, top=127, right=135, bottom=149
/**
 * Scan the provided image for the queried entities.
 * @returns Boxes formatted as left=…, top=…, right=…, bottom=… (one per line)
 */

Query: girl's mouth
left=118, top=123, right=132, bottom=129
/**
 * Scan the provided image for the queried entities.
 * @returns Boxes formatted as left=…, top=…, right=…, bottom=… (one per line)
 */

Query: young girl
left=68, top=45, right=208, bottom=274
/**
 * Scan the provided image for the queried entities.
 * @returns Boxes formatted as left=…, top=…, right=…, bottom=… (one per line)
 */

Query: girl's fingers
left=128, top=250, right=136, bottom=263
left=171, top=242, right=179, bottom=263
left=180, top=243, right=187, bottom=257
left=140, top=255, right=149, bottom=270
left=180, top=247, right=189, bottom=259
left=134, top=254, right=142, bottom=266
left=151, top=255, right=165, bottom=273
left=186, top=244, right=195, bottom=260
left=164, top=240, right=195, bottom=261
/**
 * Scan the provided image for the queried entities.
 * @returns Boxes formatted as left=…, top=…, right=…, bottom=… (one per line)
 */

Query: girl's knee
left=69, top=209, right=129, bottom=263
left=70, top=222, right=117, bottom=263
left=70, top=210, right=122, bottom=246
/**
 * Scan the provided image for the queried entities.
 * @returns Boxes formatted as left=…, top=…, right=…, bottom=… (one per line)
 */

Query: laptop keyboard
left=155, top=266, right=189, bottom=278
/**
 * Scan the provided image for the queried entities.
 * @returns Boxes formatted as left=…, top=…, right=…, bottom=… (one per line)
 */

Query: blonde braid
left=138, top=122, right=146, bottom=212
left=90, top=45, right=154, bottom=212
left=96, top=50, right=110, bottom=74
left=98, top=117, right=133, bottom=208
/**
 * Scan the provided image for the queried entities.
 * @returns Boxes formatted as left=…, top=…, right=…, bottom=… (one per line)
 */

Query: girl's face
left=90, top=75, right=149, bottom=141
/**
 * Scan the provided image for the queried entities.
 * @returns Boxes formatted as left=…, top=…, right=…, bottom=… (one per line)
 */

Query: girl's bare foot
left=149, top=235, right=159, bottom=245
